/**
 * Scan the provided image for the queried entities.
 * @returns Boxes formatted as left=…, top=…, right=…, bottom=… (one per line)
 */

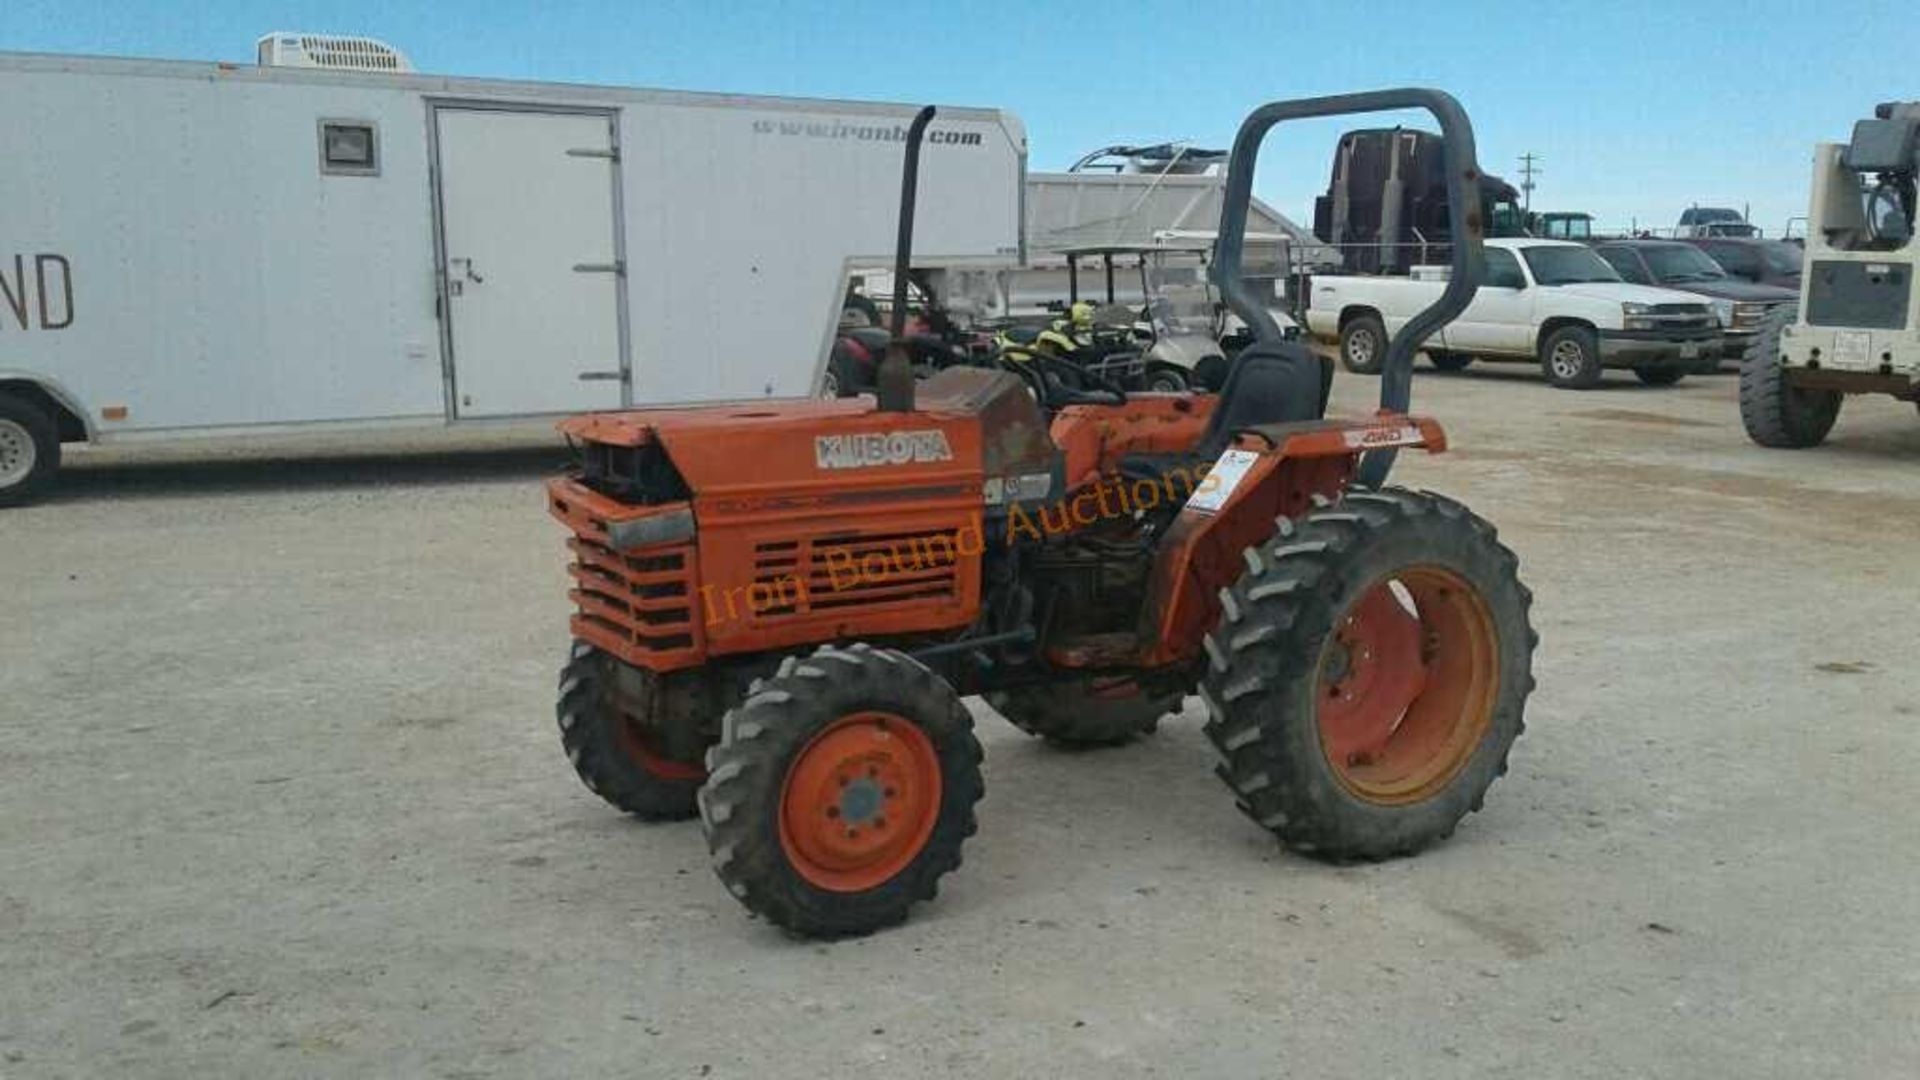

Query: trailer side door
left=434, top=106, right=626, bottom=417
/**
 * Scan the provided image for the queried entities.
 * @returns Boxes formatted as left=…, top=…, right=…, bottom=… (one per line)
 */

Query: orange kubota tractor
left=547, top=92, right=1535, bottom=938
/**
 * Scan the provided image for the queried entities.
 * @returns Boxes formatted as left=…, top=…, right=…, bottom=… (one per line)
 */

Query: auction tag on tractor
left=1185, top=449, right=1260, bottom=514
left=1832, top=330, right=1872, bottom=368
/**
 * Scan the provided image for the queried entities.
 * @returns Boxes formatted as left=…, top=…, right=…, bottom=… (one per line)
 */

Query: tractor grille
left=745, top=527, right=966, bottom=622
left=565, top=535, right=701, bottom=663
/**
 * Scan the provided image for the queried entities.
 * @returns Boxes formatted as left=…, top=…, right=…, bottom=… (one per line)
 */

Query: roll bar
left=1210, top=90, right=1485, bottom=481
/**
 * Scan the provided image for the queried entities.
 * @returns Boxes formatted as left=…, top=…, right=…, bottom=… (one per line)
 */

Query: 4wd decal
left=815, top=430, right=955, bottom=470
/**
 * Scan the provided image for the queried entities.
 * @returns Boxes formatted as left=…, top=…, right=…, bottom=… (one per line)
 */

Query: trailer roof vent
left=256, top=33, right=413, bottom=74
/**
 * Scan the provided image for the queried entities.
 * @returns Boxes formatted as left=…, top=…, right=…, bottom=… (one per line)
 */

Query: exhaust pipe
left=877, top=105, right=937, bottom=413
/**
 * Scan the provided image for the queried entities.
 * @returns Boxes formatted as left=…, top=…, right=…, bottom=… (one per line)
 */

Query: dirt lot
left=3, top=366, right=1917, bottom=1078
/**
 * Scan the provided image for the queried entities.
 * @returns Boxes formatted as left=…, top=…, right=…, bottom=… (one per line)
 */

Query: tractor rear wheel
left=558, top=642, right=712, bottom=821
left=987, top=678, right=1181, bottom=747
left=699, top=644, right=983, bottom=938
left=1201, top=488, right=1535, bottom=861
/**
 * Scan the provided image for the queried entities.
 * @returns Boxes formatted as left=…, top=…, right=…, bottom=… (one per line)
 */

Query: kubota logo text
left=815, top=430, right=955, bottom=470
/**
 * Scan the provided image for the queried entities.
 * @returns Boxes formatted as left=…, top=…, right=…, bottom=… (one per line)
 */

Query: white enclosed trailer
left=0, top=40, right=1025, bottom=503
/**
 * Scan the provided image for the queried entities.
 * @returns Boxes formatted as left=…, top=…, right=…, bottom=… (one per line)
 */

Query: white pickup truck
left=1305, top=238, right=1724, bottom=388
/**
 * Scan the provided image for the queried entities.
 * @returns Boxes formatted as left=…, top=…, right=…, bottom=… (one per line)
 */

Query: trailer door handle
left=572, top=261, right=625, bottom=276
left=577, top=370, right=625, bottom=382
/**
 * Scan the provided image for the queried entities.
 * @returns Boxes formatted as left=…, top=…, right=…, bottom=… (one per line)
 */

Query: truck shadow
left=51, top=445, right=569, bottom=504
left=1428, top=365, right=1720, bottom=390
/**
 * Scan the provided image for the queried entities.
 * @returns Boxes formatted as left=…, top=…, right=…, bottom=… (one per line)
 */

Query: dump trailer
left=0, top=37, right=1025, bottom=505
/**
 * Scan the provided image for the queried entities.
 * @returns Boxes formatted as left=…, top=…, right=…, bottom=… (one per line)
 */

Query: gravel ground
left=2, top=366, right=1917, bottom=1078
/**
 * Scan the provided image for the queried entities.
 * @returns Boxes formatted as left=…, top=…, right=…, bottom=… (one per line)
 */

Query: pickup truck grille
left=1643, top=305, right=1714, bottom=331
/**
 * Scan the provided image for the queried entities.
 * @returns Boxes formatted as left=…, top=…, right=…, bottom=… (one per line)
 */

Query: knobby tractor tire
left=699, top=644, right=983, bottom=938
left=1738, top=309, right=1841, bottom=448
left=557, top=642, right=710, bottom=821
left=1200, top=487, right=1536, bottom=861
left=987, top=679, right=1182, bottom=747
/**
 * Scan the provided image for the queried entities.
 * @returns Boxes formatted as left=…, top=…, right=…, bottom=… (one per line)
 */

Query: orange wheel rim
left=778, top=712, right=942, bottom=892
left=1317, top=567, right=1499, bottom=805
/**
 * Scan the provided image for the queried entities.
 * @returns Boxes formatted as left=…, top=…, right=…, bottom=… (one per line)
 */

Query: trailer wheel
left=1738, top=311, right=1840, bottom=448
left=1539, top=325, right=1603, bottom=389
left=699, top=644, right=982, bottom=937
left=987, top=678, right=1182, bottom=747
left=1202, top=488, right=1535, bottom=861
left=0, top=394, right=60, bottom=508
left=557, top=642, right=712, bottom=821
left=1633, top=365, right=1686, bottom=386
left=1339, top=314, right=1388, bottom=375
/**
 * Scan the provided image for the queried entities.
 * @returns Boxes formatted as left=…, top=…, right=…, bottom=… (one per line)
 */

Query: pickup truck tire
left=1429, top=351, right=1473, bottom=373
left=1633, top=366, right=1686, bottom=387
left=1539, top=325, right=1603, bottom=389
left=0, top=394, right=60, bottom=508
left=1339, top=314, right=1388, bottom=375
left=1738, top=312, right=1840, bottom=448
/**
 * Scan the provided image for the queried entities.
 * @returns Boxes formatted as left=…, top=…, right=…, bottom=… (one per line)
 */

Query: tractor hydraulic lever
left=1209, top=89, right=1486, bottom=485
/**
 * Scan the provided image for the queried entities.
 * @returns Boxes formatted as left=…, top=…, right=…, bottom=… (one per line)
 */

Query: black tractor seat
left=1117, top=340, right=1332, bottom=483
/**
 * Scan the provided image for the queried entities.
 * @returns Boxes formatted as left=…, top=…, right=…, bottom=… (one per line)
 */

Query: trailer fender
left=0, top=373, right=93, bottom=443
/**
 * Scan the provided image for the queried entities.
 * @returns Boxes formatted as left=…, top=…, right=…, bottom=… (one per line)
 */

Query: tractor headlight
left=606, top=507, right=696, bottom=551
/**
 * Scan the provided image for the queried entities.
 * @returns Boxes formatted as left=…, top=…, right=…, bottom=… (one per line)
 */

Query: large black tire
left=1339, top=313, right=1388, bottom=375
left=1201, top=488, right=1535, bottom=861
left=1633, top=365, right=1686, bottom=386
left=699, top=644, right=983, bottom=938
left=1738, top=311, right=1841, bottom=448
left=1539, top=324, right=1603, bottom=389
left=1428, top=351, right=1474, bottom=372
left=557, top=642, right=710, bottom=821
left=0, top=393, right=60, bottom=508
left=986, top=679, right=1182, bottom=747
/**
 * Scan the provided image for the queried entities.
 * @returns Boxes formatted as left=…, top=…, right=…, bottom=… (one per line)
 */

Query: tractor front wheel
left=987, top=678, right=1181, bottom=747
left=557, top=642, right=712, bottom=821
left=699, top=644, right=983, bottom=937
left=1738, top=311, right=1841, bottom=447
left=1201, top=488, right=1535, bottom=860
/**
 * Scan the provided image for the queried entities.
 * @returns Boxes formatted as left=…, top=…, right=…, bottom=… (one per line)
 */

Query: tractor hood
left=557, top=367, right=1061, bottom=519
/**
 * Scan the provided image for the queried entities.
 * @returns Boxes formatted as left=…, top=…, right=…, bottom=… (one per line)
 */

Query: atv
left=547, top=92, right=1535, bottom=938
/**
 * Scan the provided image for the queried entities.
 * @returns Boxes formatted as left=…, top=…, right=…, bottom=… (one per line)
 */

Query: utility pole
left=1517, top=153, right=1542, bottom=215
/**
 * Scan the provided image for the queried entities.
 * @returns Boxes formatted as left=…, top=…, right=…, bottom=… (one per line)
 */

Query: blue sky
left=5, top=1, right=1909, bottom=235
